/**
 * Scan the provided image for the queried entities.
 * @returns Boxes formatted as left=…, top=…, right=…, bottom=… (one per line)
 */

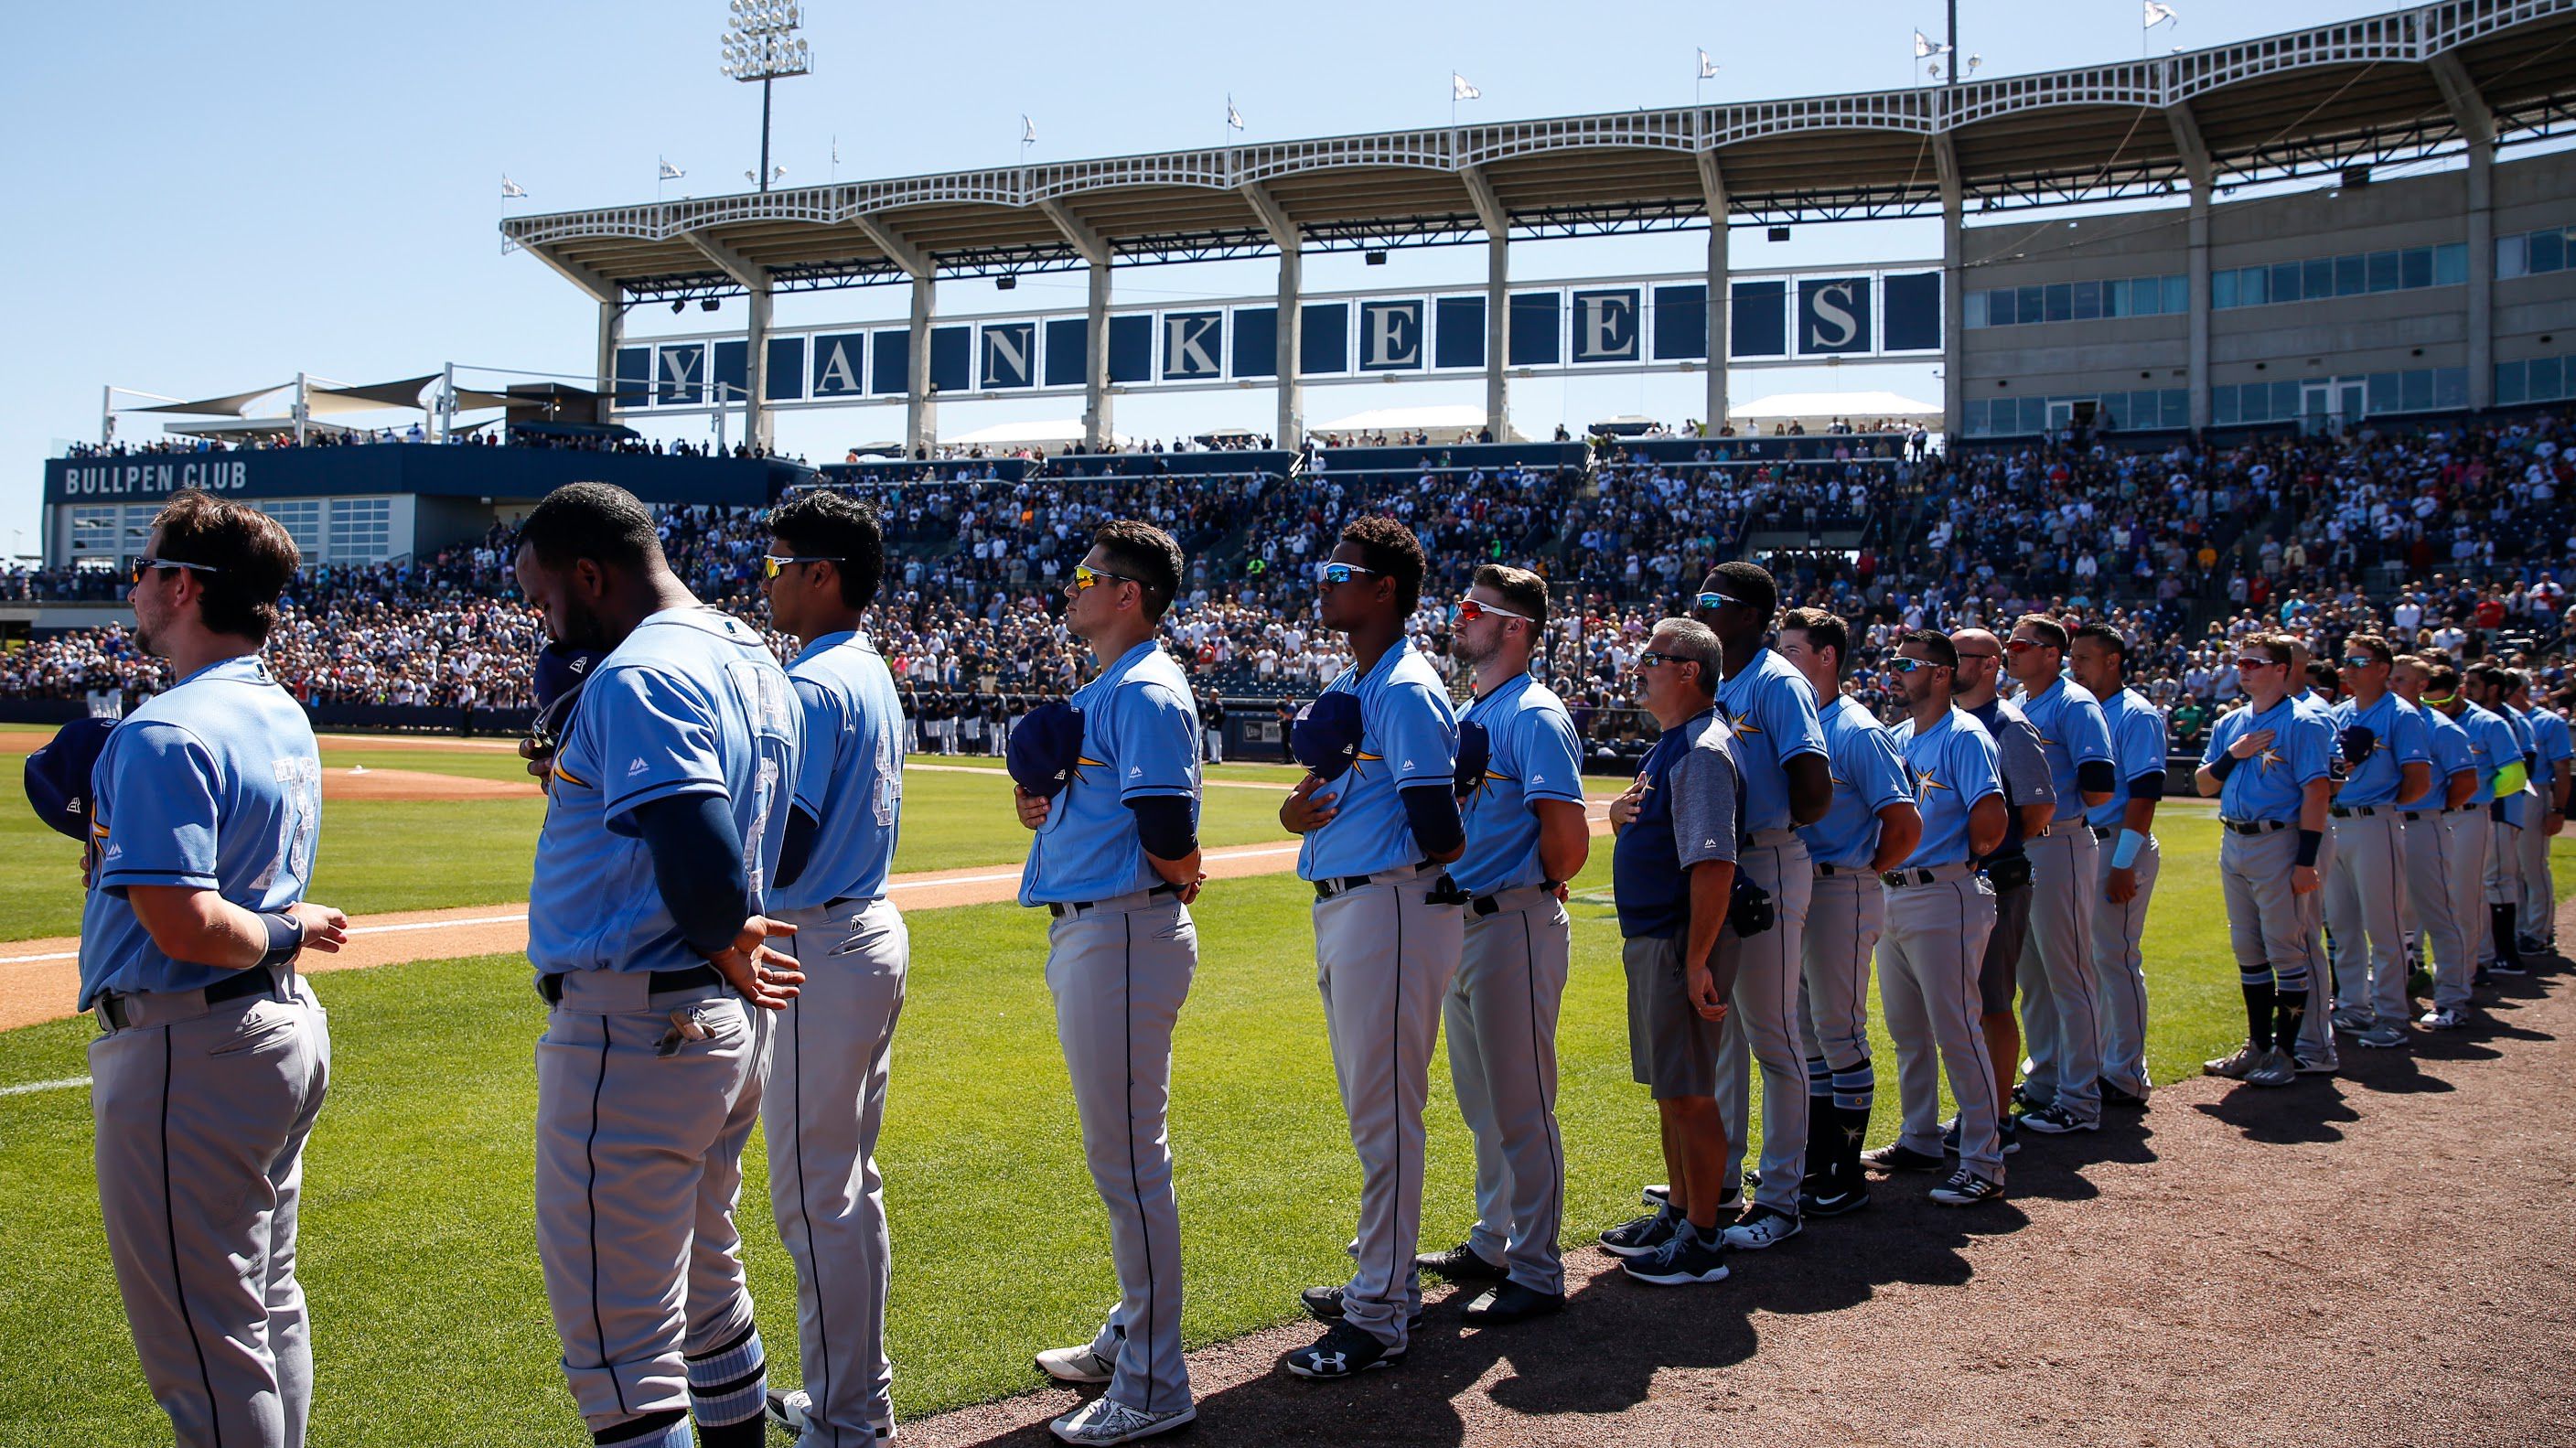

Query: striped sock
left=593, top=1410, right=690, bottom=1447
left=686, top=1324, right=767, bottom=1435
left=1830, top=1062, right=1875, bottom=1114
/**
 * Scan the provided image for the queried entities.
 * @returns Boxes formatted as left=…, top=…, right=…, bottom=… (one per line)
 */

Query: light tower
left=720, top=0, right=810, bottom=194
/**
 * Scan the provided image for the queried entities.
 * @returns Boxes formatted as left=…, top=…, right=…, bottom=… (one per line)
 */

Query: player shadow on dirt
left=2189, top=1078, right=2363, bottom=1144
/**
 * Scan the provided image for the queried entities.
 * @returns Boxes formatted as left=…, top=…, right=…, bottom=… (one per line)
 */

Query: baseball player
left=753, top=492, right=912, bottom=1447
left=1859, top=629, right=2012, bottom=1206
left=2001, top=615, right=2116, bottom=1137
left=515, top=482, right=805, bottom=1448
left=1948, top=629, right=2053, bottom=1158
left=1600, top=617, right=1744, bottom=1284
left=73, top=492, right=348, bottom=1448
left=2506, top=671, right=2571, bottom=953
left=2389, top=655, right=2481, bottom=1029
left=2281, top=638, right=2345, bottom=1076
left=1013, top=522, right=1207, bottom=1445
left=1776, top=607, right=1919, bottom=1217
left=1419, top=564, right=1588, bottom=1323
left=1277, top=518, right=1464, bottom=1379
left=2198, top=633, right=2334, bottom=1089
left=1692, top=563, right=1830, bottom=1251
left=2066, top=623, right=2168, bottom=1106
left=2458, top=667, right=2530, bottom=977
left=2322, top=636, right=2432, bottom=1049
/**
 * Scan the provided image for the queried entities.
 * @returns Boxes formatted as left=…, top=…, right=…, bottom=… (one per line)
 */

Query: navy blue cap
left=1007, top=700, right=1086, bottom=799
left=1292, top=692, right=1364, bottom=782
left=535, top=644, right=607, bottom=711
left=1453, top=719, right=1490, bottom=799
left=25, top=715, right=117, bottom=842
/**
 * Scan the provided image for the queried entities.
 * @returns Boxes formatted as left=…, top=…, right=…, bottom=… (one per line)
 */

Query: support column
left=1941, top=174, right=1965, bottom=436
left=1696, top=153, right=1731, bottom=434
left=907, top=274, right=936, bottom=456
left=1084, top=259, right=1112, bottom=451
left=2434, top=55, right=2499, bottom=413
left=1240, top=182, right=1304, bottom=449
left=746, top=284, right=773, bottom=452
left=1484, top=234, right=1508, bottom=440
left=2187, top=179, right=2212, bottom=431
left=596, top=290, right=624, bottom=401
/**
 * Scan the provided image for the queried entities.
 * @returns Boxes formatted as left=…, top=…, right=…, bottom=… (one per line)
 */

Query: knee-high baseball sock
left=593, top=1410, right=689, bottom=1447
left=687, top=1325, right=767, bottom=1444
left=2241, top=977, right=2277, bottom=1050
left=2490, top=906, right=2524, bottom=969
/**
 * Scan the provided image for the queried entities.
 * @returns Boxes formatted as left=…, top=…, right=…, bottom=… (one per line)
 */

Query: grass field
left=0, top=756, right=1302, bottom=940
left=5, top=810, right=2564, bottom=1444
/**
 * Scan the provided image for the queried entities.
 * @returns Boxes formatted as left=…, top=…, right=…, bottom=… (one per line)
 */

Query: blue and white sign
left=1358, top=299, right=1424, bottom=371
left=1162, top=311, right=1224, bottom=380
left=811, top=332, right=868, bottom=396
left=1797, top=277, right=1873, bottom=356
left=981, top=322, right=1036, bottom=390
left=1570, top=288, right=1641, bottom=363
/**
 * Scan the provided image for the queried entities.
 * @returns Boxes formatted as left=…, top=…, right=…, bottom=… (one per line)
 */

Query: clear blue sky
left=0, top=0, right=2382, bottom=544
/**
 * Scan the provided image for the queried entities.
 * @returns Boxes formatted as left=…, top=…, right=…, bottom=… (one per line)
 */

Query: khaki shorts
left=1622, top=933, right=1727, bottom=1099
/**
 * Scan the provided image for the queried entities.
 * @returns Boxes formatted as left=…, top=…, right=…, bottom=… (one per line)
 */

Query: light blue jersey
left=2084, top=685, right=2170, bottom=831
left=1800, top=692, right=1913, bottom=869
left=1453, top=671, right=1585, bottom=896
left=2529, top=706, right=2574, bottom=774
left=2485, top=703, right=2536, bottom=827
left=1892, top=706, right=2002, bottom=870
left=1021, top=639, right=1202, bottom=905
left=2410, top=703, right=2476, bottom=810
left=2015, top=677, right=2115, bottom=826
left=2326, top=691, right=2431, bottom=810
left=529, top=608, right=800, bottom=977
left=2203, top=696, right=2333, bottom=822
left=79, top=655, right=321, bottom=1011
left=1714, top=648, right=1827, bottom=835
left=770, top=630, right=906, bottom=912
left=1298, top=641, right=1458, bottom=880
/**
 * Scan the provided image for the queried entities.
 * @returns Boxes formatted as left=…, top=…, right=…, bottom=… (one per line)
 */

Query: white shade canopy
left=1728, top=390, right=1938, bottom=422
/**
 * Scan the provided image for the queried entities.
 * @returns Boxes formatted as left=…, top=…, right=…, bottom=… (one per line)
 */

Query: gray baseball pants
left=2442, top=808, right=2491, bottom=1003
left=1446, top=887, right=1570, bottom=1296
left=2399, top=810, right=2470, bottom=1010
left=2013, top=829, right=2103, bottom=1123
left=1314, top=871, right=1463, bottom=1352
left=1713, top=831, right=1814, bottom=1217
left=1047, top=892, right=1197, bottom=1415
left=2088, top=830, right=2160, bottom=1098
left=535, top=970, right=771, bottom=1439
left=2482, top=814, right=2521, bottom=964
left=2325, top=810, right=2410, bottom=1026
left=2517, top=784, right=2554, bottom=945
left=1876, top=868, right=2006, bottom=1181
left=2218, top=824, right=2324, bottom=1009
left=91, top=968, right=328, bottom=1448
left=765, top=899, right=908, bottom=1442
left=1799, top=868, right=1883, bottom=1111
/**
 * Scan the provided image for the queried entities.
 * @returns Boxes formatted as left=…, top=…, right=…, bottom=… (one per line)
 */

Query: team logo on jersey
left=2258, top=745, right=2285, bottom=773
left=627, top=757, right=649, bottom=778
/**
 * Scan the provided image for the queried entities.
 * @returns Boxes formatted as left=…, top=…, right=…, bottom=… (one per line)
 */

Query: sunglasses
left=1692, top=590, right=1748, bottom=611
left=1454, top=598, right=1531, bottom=625
left=1068, top=563, right=1138, bottom=593
left=1637, top=650, right=1692, bottom=671
left=2236, top=657, right=2281, bottom=670
left=2003, top=638, right=2042, bottom=654
left=761, top=554, right=841, bottom=579
left=2342, top=655, right=2384, bottom=669
left=1887, top=657, right=1944, bottom=675
left=1319, top=562, right=1382, bottom=585
left=130, top=556, right=222, bottom=584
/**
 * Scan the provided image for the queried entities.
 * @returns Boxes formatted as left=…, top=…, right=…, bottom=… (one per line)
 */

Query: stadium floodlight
left=721, top=0, right=810, bottom=195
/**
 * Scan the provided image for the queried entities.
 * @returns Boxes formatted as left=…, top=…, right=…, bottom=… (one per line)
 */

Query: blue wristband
left=258, top=910, right=304, bottom=970
left=2110, top=830, right=2145, bottom=870
left=2294, top=829, right=2323, bottom=869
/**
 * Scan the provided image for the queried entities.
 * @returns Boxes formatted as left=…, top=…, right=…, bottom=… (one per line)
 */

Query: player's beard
left=553, top=597, right=617, bottom=653
left=1450, top=628, right=1499, bottom=672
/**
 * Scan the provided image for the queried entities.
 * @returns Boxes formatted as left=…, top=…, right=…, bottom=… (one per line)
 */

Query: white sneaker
left=1036, top=1343, right=1117, bottom=1385
left=1720, top=1205, right=1801, bottom=1250
left=2204, top=1040, right=2261, bottom=1079
left=770, top=1389, right=896, bottom=1443
left=2419, top=1006, right=2466, bottom=1030
left=1049, top=1397, right=1197, bottom=1446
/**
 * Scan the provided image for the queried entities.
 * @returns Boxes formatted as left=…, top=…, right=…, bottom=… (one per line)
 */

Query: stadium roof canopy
left=502, top=0, right=2576, bottom=303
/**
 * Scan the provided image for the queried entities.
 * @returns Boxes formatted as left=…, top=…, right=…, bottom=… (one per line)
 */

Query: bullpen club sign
left=51, top=458, right=252, bottom=499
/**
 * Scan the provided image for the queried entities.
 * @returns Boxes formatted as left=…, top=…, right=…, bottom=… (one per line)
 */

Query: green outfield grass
left=0, top=760, right=1300, bottom=940
left=6, top=822, right=2565, bottom=1443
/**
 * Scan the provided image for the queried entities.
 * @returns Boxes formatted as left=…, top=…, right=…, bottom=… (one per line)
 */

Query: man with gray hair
left=1601, top=617, right=1744, bottom=1285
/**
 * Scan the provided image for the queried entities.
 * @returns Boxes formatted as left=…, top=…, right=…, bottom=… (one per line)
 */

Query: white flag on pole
left=1021, top=114, right=1036, bottom=144
left=1913, top=29, right=1951, bottom=58
left=499, top=175, right=527, bottom=198
left=1698, top=48, right=1718, bottom=80
left=658, top=157, right=684, bottom=181
left=1228, top=95, right=1244, bottom=131
left=1452, top=72, right=1481, bottom=102
left=2143, top=1, right=2178, bottom=27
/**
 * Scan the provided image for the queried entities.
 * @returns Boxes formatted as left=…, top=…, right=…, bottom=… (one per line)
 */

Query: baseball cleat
left=2355, top=1023, right=2410, bottom=1049
left=1414, top=1242, right=1507, bottom=1282
left=2203, top=1041, right=2262, bottom=1078
left=1641, top=1183, right=1669, bottom=1207
left=2330, top=1006, right=2375, bottom=1035
left=1460, top=1281, right=1565, bottom=1325
left=1282, top=1322, right=1401, bottom=1379
left=2243, top=1047, right=2296, bottom=1088
left=767, top=1389, right=815, bottom=1436
left=2100, top=1082, right=2152, bottom=1110
left=2010, top=1082, right=2048, bottom=1112
left=1599, top=1207, right=1682, bottom=1260
left=1862, top=1142, right=1946, bottom=1173
left=1035, top=1343, right=1116, bottom=1385
left=1638, top=1184, right=1740, bottom=1215
left=1798, top=1183, right=1871, bottom=1218
left=1720, top=1205, right=1801, bottom=1250
left=1942, top=1115, right=2021, bottom=1155
left=2487, top=959, right=2528, bottom=977
left=1619, top=1227, right=1730, bottom=1285
left=2418, top=1006, right=2467, bottom=1030
left=2291, top=1044, right=2340, bottom=1075
left=1928, top=1169, right=2004, bottom=1207
left=1048, top=1398, right=1196, bottom=1446
left=2015, top=1103, right=2098, bottom=1135
left=1299, top=1284, right=1422, bottom=1332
